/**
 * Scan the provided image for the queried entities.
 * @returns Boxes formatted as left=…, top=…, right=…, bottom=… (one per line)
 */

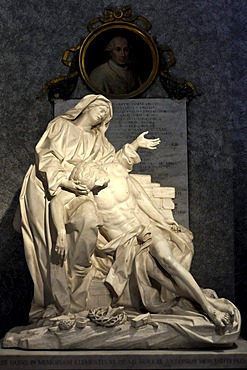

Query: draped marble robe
left=17, top=94, right=141, bottom=321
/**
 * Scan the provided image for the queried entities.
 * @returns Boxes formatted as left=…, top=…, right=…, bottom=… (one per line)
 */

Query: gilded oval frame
left=79, top=22, right=159, bottom=99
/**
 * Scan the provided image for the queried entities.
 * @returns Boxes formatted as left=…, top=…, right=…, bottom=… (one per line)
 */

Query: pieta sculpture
left=3, top=94, right=241, bottom=350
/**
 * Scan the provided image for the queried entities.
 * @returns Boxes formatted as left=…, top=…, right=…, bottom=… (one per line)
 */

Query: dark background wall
left=0, top=0, right=246, bottom=340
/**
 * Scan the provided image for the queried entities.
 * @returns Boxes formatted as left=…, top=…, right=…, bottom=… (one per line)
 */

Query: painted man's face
left=110, top=37, right=129, bottom=66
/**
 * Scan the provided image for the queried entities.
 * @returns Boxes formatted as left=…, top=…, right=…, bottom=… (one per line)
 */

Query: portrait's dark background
left=0, top=0, right=246, bottom=340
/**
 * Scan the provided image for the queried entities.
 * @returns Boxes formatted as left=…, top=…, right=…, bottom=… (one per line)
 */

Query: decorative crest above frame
left=42, top=6, right=197, bottom=102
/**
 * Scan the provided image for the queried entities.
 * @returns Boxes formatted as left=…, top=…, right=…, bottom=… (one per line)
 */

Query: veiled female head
left=62, top=94, right=113, bottom=133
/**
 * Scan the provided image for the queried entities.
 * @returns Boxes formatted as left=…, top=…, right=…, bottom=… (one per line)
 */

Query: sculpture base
left=2, top=305, right=241, bottom=351
left=0, top=338, right=247, bottom=369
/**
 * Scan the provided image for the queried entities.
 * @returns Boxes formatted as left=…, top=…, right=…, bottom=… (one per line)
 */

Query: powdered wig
left=104, top=36, right=129, bottom=52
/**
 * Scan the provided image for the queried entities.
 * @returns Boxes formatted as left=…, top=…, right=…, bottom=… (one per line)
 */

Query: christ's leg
left=148, top=230, right=232, bottom=327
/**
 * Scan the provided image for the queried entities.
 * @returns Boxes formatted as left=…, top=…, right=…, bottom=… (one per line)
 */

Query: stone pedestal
left=1, top=338, right=247, bottom=369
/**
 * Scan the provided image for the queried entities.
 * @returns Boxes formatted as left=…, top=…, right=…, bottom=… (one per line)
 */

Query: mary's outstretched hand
left=131, top=131, right=161, bottom=151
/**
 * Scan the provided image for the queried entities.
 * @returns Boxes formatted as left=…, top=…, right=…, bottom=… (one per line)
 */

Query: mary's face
left=86, top=105, right=109, bottom=127
left=74, top=99, right=112, bottom=132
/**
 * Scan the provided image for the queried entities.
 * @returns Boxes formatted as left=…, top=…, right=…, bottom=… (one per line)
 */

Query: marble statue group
left=5, top=94, right=241, bottom=349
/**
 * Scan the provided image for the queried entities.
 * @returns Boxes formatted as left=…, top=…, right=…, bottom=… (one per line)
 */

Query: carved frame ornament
left=42, top=6, right=197, bottom=101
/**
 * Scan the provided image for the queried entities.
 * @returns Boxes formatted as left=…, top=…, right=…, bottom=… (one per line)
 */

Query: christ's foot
left=207, top=305, right=233, bottom=327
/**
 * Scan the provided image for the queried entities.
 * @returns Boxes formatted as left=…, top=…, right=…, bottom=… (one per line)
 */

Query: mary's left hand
left=131, top=131, right=161, bottom=150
